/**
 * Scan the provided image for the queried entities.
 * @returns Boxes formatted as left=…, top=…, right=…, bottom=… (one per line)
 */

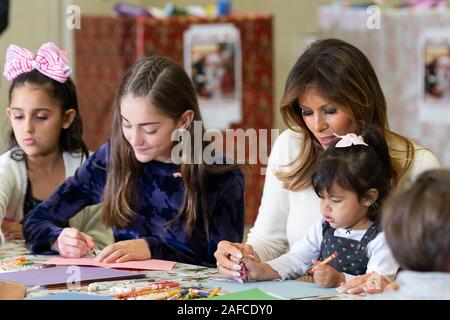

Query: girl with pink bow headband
left=0, top=42, right=112, bottom=249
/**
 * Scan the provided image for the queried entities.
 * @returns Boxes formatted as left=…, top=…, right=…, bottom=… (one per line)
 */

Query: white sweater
left=246, top=129, right=441, bottom=262
left=0, top=149, right=113, bottom=249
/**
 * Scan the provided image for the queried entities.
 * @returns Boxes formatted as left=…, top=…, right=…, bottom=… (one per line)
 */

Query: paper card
left=210, top=288, right=284, bottom=300
left=203, top=279, right=338, bottom=299
left=44, top=256, right=176, bottom=271
left=0, top=266, right=143, bottom=286
left=29, top=293, right=113, bottom=300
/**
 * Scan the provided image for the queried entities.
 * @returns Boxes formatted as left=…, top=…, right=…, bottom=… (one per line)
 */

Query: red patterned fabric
left=74, top=14, right=273, bottom=224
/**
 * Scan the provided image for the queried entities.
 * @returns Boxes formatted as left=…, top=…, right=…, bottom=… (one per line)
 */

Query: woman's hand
left=1, top=220, right=23, bottom=240
left=214, top=240, right=259, bottom=279
left=95, top=239, right=151, bottom=263
left=53, top=227, right=95, bottom=258
left=337, top=272, right=390, bottom=294
left=311, top=260, right=344, bottom=288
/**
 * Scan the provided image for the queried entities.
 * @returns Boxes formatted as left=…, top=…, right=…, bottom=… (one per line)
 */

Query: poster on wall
left=184, top=24, right=242, bottom=129
left=418, top=30, right=450, bottom=124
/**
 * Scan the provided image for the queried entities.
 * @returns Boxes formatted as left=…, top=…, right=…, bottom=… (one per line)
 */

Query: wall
left=0, top=0, right=334, bottom=152
left=1, top=0, right=449, bottom=165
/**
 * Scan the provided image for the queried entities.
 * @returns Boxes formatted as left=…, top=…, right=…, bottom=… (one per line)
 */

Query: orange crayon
left=319, top=251, right=339, bottom=266
left=309, top=251, right=339, bottom=274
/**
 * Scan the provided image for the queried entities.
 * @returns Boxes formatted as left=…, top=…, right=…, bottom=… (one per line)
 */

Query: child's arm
left=242, top=258, right=281, bottom=281
left=23, top=144, right=108, bottom=254
left=264, top=219, right=323, bottom=280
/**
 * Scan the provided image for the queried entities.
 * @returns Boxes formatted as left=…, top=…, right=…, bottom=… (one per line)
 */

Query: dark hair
left=8, top=69, right=88, bottom=160
left=277, top=38, right=415, bottom=191
left=312, top=125, right=393, bottom=221
left=382, top=169, right=450, bottom=272
left=103, top=56, right=237, bottom=237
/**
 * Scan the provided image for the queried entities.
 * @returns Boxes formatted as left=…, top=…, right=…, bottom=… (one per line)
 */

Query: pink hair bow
left=333, top=133, right=369, bottom=148
left=3, top=42, right=72, bottom=83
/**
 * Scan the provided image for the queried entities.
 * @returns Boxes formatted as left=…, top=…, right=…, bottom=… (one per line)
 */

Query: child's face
left=298, top=87, right=359, bottom=149
left=120, top=95, right=185, bottom=164
left=7, top=85, right=73, bottom=158
left=319, top=183, right=370, bottom=230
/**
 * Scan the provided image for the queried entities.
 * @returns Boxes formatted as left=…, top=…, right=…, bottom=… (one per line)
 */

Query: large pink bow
left=3, top=42, right=72, bottom=83
left=333, top=133, right=369, bottom=148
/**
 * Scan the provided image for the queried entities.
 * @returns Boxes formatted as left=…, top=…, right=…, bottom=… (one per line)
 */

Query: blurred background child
left=375, top=168, right=450, bottom=299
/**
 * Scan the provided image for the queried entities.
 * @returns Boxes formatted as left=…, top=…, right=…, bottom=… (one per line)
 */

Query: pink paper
left=44, top=256, right=176, bottom=271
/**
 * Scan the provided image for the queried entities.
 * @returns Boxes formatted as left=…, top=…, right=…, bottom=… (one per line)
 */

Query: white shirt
left=267, top=218, right=399, bottom=281
left=0, top=149, right=113, bottom=249
left=0, top=150, right=84, bottom=222
left=246, top=129, right=440, bottom=262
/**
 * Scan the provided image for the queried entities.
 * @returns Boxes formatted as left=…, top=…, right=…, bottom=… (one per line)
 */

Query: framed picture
left=184, top=24, right=242, bottom=129
left=418, top=30, right=450, bottom=123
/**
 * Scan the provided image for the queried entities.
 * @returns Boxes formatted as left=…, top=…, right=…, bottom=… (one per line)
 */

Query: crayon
left=207, top=287, right=221, bottom=298
left=309, top=251, right=339, bottom=274
left=319, top=251, right=339, bottom=265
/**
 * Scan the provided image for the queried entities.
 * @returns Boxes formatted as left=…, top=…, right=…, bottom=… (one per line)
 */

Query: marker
left=239, top=261, right=249, bottom=281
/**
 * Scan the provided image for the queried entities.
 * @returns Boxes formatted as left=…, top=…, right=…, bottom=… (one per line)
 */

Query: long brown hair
left=102, top=56, right=237, bottom=237
left=277, top=38, right=415, bottom=191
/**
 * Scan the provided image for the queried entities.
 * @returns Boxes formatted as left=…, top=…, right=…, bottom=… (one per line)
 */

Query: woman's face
left=299, top=88, right=358, bottom=149
left=120, top=95, right=182, bottom=163
left=7, top=85, right=73, bottom=158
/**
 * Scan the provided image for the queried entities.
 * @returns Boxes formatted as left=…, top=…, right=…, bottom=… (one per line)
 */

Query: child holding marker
left=241, top=126, right=399, bottom=288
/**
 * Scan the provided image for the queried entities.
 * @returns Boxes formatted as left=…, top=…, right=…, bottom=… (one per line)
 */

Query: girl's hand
left=1, top=220, right=23, bottom=240
left=214, top=240, right=259, bottom=279
left=95, top=239, right=151, bottom=263
left=311, top=260, right=344, bottom=288
left=53, top=227, right=95, bottom=258
left=337, top=272, right=390, bottom=294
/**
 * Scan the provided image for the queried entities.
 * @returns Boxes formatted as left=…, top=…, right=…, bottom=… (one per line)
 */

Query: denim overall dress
left=318, top=221, right=381, bottom=276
